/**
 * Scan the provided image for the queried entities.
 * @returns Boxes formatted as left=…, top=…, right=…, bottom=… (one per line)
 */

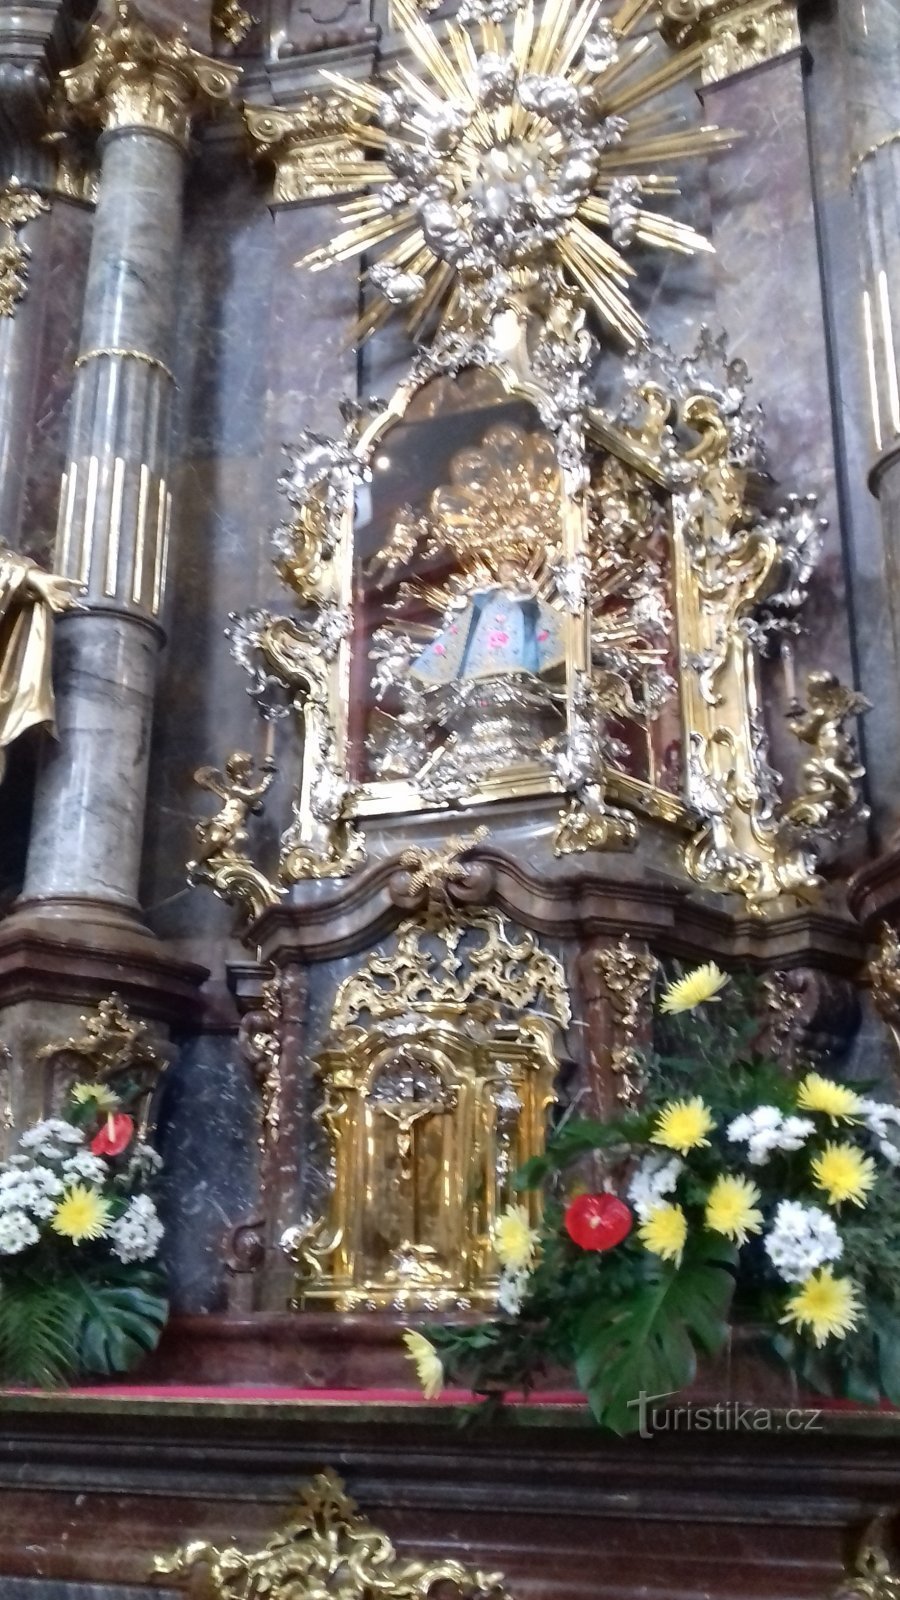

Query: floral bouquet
left=0, top=1081, right=168, bottom=1387
left=405, top=963, right=900, bottom=1431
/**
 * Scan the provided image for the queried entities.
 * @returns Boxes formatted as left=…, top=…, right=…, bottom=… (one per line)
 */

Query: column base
left=0, top=895, right=207, bottom=1026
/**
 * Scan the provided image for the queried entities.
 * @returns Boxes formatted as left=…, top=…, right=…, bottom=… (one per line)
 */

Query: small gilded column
left=19, top=4, right=238, bottom=922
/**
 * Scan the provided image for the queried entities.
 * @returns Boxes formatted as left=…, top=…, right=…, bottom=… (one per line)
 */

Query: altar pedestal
left=0, top=1390, right=897, bottom=1597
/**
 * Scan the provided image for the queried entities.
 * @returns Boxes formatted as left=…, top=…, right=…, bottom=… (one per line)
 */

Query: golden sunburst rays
left=296, top=0, right=733, bottom=347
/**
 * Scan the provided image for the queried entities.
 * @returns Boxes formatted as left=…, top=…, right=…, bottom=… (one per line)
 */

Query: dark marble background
left=3, top=1585, right=176, bottom=1600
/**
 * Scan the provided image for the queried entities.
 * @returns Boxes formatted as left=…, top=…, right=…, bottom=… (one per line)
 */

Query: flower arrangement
left=0, top=1081, right=168, bottom=1386
left=405, top=963, right=900, bottom=1431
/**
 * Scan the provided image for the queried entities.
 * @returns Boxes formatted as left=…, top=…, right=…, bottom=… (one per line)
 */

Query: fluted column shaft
left=20, top=3, right=237, bottom=919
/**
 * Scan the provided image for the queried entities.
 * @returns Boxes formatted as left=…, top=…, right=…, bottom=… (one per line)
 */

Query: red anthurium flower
left=565, top=1193, right=633, bottom=1252
left=90, top=1112, right=134, bottom=1158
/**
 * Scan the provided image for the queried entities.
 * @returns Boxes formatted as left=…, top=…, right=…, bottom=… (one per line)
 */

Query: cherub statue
left=0, top=547, right=82, bottom=782
left=192, top=752, right=276, bottom=866
left=785, top=670, right=870, bottom=830
left=188, top=750, right=281, bottom=922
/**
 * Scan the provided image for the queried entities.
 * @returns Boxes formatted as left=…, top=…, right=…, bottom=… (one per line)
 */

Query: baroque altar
left=3, top=0, right=900, bottom=1593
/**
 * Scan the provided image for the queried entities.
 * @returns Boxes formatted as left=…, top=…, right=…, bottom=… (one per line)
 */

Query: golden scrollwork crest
left=155, top=1470, right=513, bottom=1600
left=37, top=994, right=166, bottom=1132
left=867, top=925, right=900, bottom=1067
left=332, top=908, right=571, bottom=1033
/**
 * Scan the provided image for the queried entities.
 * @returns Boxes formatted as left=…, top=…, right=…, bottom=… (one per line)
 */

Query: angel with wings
left=192, top=751, right=277, bottom=868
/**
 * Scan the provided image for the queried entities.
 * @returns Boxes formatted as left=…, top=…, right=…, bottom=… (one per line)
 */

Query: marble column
left=837, top=0, right=900, bottom=742
left=18, top=2, right=238, bottom=926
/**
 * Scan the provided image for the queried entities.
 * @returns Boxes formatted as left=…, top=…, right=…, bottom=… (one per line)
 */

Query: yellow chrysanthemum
left=704, top=1174, right=764, bottom=1245
left=651, top=1096, right=715, bottom=1155
left=780, top=1268, right=862, bottom=1348
left=638, top=1202, right=688, bottom=1265
left=492, top=1204, right=539, bottom=1272
left=70, top=1082, right=119, bottom=1113
left=811, top=1142, right=876, bottom=1208
left=796, top=1072, right=863, bottom=1123
left=403, top=1331, right=444, bottom=1399
left=659, top=963, right=728, bottom=1015
left=51, top=1185, right=111, bottom=1244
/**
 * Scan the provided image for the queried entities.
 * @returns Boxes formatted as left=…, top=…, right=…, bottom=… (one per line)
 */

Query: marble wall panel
left=141, top=151, right=358, bottom=994
left=155, top=1029, right=260, bottom=1311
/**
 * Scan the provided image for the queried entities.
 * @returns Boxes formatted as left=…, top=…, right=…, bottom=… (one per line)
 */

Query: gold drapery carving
left=156, top=1470, right=513, bottom=1600
left=0, top=549, right=81, bottom=784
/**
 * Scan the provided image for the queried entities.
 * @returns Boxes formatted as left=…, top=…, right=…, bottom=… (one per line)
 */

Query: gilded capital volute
left=658, top=0, right=800, bottom=84
left=244, top=100, right=364, bottom=204
left=60, top=1, right=240, bottom=148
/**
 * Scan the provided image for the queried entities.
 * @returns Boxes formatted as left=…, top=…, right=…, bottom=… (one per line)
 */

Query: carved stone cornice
left=244, top=98, right=364, bottom=204
left=60, top=0, right=240, bottom=149
left=658, top=0, right=800, bottom=86
left=230, top=846, right=864, bottom=975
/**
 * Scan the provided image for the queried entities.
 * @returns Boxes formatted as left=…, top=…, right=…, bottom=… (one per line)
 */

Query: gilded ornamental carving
left=284, top=890, right=568, bottom=1310
left=156, top=1470, right=514, bottom=1600
left=659, top=0, right=800, bottom=85
left=60, top=0, right=240, bottom=145
left=0, top=181, right=48, bottom=318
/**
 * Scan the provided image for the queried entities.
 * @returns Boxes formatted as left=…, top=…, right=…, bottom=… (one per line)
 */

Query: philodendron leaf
left=572, top=1236, right=736, bottom=1435
left=71, top=1267, right=168, bottom=1377
left=0, top=1277, right=81, bottom=1388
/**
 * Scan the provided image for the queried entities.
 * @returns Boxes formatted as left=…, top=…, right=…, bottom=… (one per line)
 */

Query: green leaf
left=0, top=1276, right=81, bottom=1388
left=571, top=1237, right=735, bottom=1435
left=869, top=1302, right=900, bottom=1406
left=515, top=1114, right=650, bottom=1188
left=70, top=1267, right=168, bottom=1376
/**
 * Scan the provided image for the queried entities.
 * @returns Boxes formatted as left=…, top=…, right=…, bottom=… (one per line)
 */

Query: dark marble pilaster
left=0, top=189, right=49, bottom=543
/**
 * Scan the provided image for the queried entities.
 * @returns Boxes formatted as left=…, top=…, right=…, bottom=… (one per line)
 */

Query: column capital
left=244, top=99, right=364, bottom=205
left=658, top=0, right=800, bottom=86
left=60, top=0, right=240, bottom=148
